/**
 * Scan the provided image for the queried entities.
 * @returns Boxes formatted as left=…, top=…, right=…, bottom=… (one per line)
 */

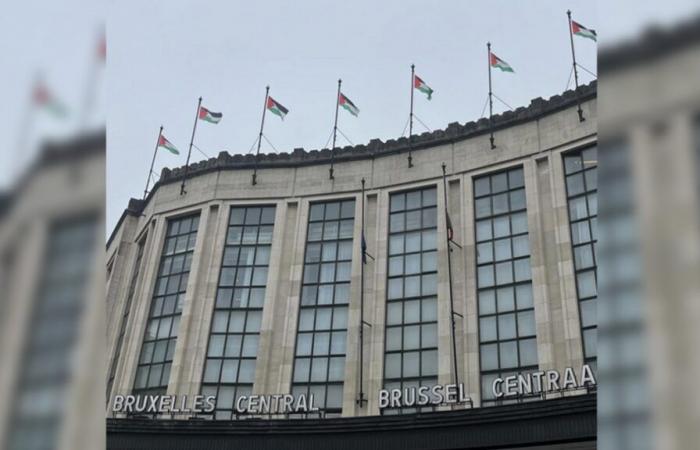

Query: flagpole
left=442, top=163, right=460, bottom=387
left=80, top=28, right=103, bottom=128
left=144, top=126, right=163, bottom=199
left=180, top=96, right=202, bottom=195
left=408, top=64, right=415, bottom=168
left=567, top=10, right=585, bottom=122
left=252, top=86, right=270, bottom=186
left=17, top=72, right=40, bottom=166
left=356, top=177, right=367, bottom=407
left=487, top=43, right=495, bottom=149
left=330, top=79, right=341, bottom=180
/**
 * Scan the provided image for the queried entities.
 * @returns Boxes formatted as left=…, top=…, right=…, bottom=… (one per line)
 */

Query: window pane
left=480, top=317, right=497, bottom=341
left=577, top=270, right=597, bottom=298
left=499, top=341, right=518, bottom=368
left=517, top=310, right=536, bottom=337
left=516, top=284, right=534, bottom=309
left=498, top=313, right=516, bottom=340
left=478, top=290, right=496, bottom=315
left=477, top=242, right=493, bottom=264
left=386, top=327, right=402, bottom=351
left=519, top=338, right=538, bottom=366
left=476, top=220, right=492, bottom=241
left=475, top=177, right=491, bottom=196
left=496, top=287, right=515, bottom=312
left=480, top=344, right=498, bottom=371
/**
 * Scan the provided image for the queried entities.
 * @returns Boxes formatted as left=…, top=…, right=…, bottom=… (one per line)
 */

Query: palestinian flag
left=198, top=106, right=222, bottom=124
left=490, top=52, right=514, bottom=73
left=33, top=83, right=67, bottom=117
left=572, top=20, right=597, bottom=42
left=158, top=135, right=179, bottom=155
left=413, top=75, right=433, bottom=100
left=267, top=96, right=289, bottom=120
left=339, top=93, right=359, bottom=116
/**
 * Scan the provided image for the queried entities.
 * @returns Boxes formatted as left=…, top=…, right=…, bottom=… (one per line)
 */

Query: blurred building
left=106, top=84, right=597, bottom=449
left=598, top=16, right=700, bottom=450
left=0, top=131, right=105, bottom=450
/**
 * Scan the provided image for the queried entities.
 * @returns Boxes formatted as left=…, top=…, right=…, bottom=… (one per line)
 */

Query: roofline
left=108, top=82, right=596, bottom=243
left=599, top=14, right=700, bottom=73
left=2, top=130, right=105, bottom=221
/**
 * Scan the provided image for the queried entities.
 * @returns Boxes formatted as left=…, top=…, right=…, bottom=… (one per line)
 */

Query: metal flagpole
left=252, top=86, right=270, bottom=185
left=330, top=79, right=341, bottom=180
left=144, top=126, right=163, bottom=199
left=487, top=43, right=495, bottom=149
left=442, top=163, right=460, bottom=387
left=357, top=177, right=368, bottom=407
left=80, top=29, right=103, bottom=128
left=567, top=10, right=585, bottom=122
left=408, top=64, right=415, bottom=167
left=180, top=96, right=202, bottom=195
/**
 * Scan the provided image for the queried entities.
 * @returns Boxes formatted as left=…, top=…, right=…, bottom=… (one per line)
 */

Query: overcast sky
left=0, top=0, right=104, bottom=187
left=5, top=0, right=685, bottom=235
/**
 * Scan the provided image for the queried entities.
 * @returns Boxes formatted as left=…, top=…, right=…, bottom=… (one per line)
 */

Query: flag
left=339, top=93, right=359, bottom=116
left=97, top=35, right=106, bottom=61
left=490, top=52, right=514, bottom=73
left=198, top=106, right=222, bottom=124
left=571, top=20, right=597, bottom=42
left=33, top=82, right=67, bottom=117
left=361, top=230, right=367, bottom=264
left=158, top=135, right=179, bottom=155
left=413, top=75, right=433, bottom=100
left=446, top=212, right=454, bottom=241
left=267, top=96, right=289, bottom=120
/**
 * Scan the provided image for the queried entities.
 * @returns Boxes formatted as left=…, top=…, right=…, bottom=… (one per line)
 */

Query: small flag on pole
left=339, top=93, right=360, bottom=116
left=413, top=74, right=433, bottom=100
left=361, top=230, right=368, bottom=264
left=489, top=52, right=515, bottom=73
left=158, top=135, right=180, bottom=155
left=267, top=96, right=289, bottom=120
left=33, top=82, right=67, bottom=117
left=198, top=106, right=222, bottom=124
left=571, top=20, right=597, bottom=42
left=446, top=212, right=454, bottom=241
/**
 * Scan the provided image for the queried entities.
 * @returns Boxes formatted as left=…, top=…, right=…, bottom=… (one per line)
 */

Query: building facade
left=107, top=84, right=596, bottom=449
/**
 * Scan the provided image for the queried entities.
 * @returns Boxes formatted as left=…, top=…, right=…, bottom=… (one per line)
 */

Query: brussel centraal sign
left=491, top=364, right=596, bottom=398
left=379, top=383, right=472, bottom=409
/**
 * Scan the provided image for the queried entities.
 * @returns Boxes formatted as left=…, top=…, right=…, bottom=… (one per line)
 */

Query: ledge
left=107, top=394, right=595, bottom=450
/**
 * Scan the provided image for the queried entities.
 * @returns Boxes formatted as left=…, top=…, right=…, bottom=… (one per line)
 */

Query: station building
left=106, top=83, right=597, bottom=449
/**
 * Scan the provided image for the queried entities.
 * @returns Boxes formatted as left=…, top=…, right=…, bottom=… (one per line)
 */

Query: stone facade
left=106, top=84, right=597, bottom=418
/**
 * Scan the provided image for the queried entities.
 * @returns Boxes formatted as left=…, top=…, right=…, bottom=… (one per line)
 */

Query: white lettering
left=581, top=364, right=596, bottom=386
left=493, top=378, right=504, bottom=398
left=379, top=390, right=389, bottom=409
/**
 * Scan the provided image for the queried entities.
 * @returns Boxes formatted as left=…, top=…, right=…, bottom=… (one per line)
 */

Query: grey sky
left=104, top=0, right=694, bottom=235
left=0, top=0, right=104, bottom=187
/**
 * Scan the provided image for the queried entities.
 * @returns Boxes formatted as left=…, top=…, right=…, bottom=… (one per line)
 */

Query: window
left=383, top=187, right=438, bottom=414
left=200, top=206, right=275, bottom=419
left=563, top=147, right=597, bottom=365
left=7, top=218, right=97, bottom=450
left=291, top=199, right=355, bottom=418
left=474, top=167, right=538, bottom=406
left=133, top=214, right=199, bottom=396
left=108, top=234, right=147, bottom=400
